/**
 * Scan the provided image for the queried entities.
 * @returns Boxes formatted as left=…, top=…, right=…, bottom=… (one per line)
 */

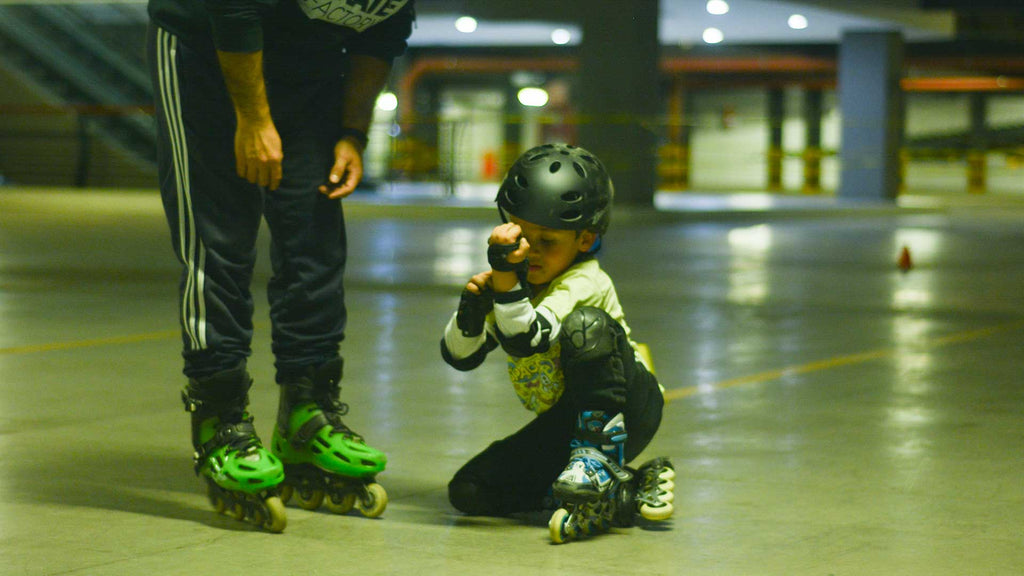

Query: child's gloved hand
left=488, top=223, right=530, bottom=266
left=487, top=223, right=531, bottom=296
left=457, top=272, right=493, bottom=337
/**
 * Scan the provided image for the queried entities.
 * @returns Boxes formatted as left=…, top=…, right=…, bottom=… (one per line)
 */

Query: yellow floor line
left=4, top=319, right=1023, bottom=402
left=663, top=319, right=1024, bottom=401
left=0, top=330, right=180, bottom=356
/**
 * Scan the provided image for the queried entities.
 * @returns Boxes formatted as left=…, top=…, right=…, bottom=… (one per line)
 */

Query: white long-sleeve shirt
left=442, top=258, right=649, bottom=414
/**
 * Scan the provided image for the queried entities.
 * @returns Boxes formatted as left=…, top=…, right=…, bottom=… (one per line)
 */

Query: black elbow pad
left=495, top=315, right=553, bottom=358
left=440, top=336, right=497, bottom=371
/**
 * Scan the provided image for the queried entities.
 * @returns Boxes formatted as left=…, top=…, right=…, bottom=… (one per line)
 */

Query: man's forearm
left=342, top=55, right=392, bottom=133
left=217, top=50, right=272, bottom=123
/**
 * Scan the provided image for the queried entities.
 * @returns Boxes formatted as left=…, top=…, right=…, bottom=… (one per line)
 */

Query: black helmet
left=496, top=143, right=613, bottom=235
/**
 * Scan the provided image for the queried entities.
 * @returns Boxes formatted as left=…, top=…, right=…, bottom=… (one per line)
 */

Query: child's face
left=509, top=216, right=596, bottom=286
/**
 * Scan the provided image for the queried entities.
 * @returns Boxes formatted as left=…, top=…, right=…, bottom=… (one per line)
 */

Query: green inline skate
left=182, top=364, right=287, bottom=533
left=271, top=359, right=388, bottom=518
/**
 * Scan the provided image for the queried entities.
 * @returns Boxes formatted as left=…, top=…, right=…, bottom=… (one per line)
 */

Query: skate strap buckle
left=193, top=420, right=261, bottom=473
left=571, top=446, right=633, bottom=482
left=290, top=411, right=361, bottom=450
left=577, top=428, right=628, bottom=447
left=181, top=390, right=204, bottom=413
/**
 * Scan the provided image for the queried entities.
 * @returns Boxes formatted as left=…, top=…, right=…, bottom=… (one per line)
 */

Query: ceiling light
left=376, top=92, right=398, bottom=112
left=788, top=14, right=808, bottom=30
left=706, top=0, right=729, bottom=16
left=455, top=16, right=477, bottom=33
left=551, top=28, right=572, bottom=45
left=517, top=87, right=549, bottom=107
left=702, top=27, right=724, bottom=44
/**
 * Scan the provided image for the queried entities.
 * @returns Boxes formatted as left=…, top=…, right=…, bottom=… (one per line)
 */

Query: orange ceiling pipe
left=902, top=76, right=1024, bottom=92
left=396, top=55, right=835, bottom=120
left=909, top=56, right=1024, bottom=73
left=661, top=55, right=835, bottom=73
left=396, top=54, right=1024, bottom=121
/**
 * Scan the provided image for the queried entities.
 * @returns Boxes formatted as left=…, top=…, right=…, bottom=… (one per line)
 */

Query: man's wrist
left=339, top=127, right=368, bottom=151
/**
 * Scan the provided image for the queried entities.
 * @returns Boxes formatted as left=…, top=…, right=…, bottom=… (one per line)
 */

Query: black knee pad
left=560, top=307, right=620, bottom=363
left=559, top=307, right=629, bottom=407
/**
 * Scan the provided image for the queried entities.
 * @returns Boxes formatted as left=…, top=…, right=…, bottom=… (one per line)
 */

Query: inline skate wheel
left=259, top=496, right=287, bottom=533
left=210, top=495, right=227, bottom=514
left=325, top=492, right=357, bottom=515
left=278, top=485, right=294, bottom=504
left=548, top=508, right=571, bottom=544
left=356, top=483, right=387, bottom=518
left=640, top=500, right=674, bottom=521
left=294, top=488, right=324, bottom=510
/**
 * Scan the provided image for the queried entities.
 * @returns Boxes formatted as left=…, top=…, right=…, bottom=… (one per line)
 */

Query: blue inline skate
left=548, top=411, right=674, bottom=543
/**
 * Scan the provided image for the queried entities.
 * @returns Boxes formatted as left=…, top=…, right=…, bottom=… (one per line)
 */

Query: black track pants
left=148, top=25, right=348, bottom=381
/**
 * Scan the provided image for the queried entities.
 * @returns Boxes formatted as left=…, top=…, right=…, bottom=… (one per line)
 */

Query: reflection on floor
left=1, top=188, right=1022, bottom=575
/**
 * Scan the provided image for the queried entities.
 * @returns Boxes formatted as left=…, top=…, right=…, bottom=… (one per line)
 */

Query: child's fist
left=488, top=223, right=529, bottom=264
left=489, top=222, right=519, bottom=245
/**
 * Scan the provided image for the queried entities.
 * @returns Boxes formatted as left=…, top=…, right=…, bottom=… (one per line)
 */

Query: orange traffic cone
left=898, top=246, right=912, bottom=272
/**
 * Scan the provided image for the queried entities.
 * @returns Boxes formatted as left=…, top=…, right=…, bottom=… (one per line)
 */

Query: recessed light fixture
left=788, top=14, right=808, bottom=30
left=455, top=16, right=477, bottom=33
left=702, top=27, right=724, bottom=44
left=517, top=87, right=549, bottom=107
left=706, top=0, right=729, bottom=16
left=551, top=28, right=572, bottom=45
left=376, top=92, right=398, bottom=112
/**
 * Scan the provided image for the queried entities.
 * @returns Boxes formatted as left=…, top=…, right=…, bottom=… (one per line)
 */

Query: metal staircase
left=0, top=3, right=155, bottom=170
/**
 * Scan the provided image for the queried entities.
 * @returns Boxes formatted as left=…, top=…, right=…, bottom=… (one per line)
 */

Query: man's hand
left=319, top=138, right=364, bottom=199
left=234, top=116, right=283, bottom=190
left=217, top=50, right=283, bottom=190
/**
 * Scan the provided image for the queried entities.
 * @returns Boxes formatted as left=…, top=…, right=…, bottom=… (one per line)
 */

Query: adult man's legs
left=149, top=24, right=285, bottom=532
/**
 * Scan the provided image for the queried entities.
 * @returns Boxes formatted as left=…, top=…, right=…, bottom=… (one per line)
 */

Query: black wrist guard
left=456, top=287, right=493, bottom=337
left=488, top=241, right=530, bottom=299
left=488, top=241, right=527, bottom=273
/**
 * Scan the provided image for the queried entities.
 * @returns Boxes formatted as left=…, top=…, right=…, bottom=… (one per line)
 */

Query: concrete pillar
left=967, top=92, right=988, bottom=194
left=408, top=80, right=440, bottom=178
left=837, top=30, right=904, bottom=202
left=504, top=83, right=523, bottom=169
left=664, top=79, right=690, bottom=190
left=577, top=1, right=661, bottom=206
left=767, top=88, right=785, bottom=192
left=802, top=88, right=823, bottom=194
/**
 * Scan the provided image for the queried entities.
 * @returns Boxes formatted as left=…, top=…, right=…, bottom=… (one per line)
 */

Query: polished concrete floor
left=1, top=188, right=1022, bottom=576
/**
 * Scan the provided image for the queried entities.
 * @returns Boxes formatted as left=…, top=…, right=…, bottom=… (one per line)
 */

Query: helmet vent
left=514, top=174, right=529, bottom=190
left=549, top=161, right=561, bottom=174
left=561, top=190, right=583, bottom=203
left=573, top=162, right=586, bottom=178
left=559, top=209, right=583, bottom=223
